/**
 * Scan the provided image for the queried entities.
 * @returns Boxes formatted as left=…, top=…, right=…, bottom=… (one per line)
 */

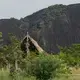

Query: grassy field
left=0, top=68, right=80, bottom=80
left=55, top=74, right=80, bottom=80
left=0, top=69, right=36, bottom=80
left=70, top=68, right=80, bottom=80
left=55, top=68, right=80, bottom=80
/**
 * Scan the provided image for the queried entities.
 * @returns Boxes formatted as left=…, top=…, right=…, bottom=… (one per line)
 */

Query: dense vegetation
left=0, top=33, right=80, bottom=80
left=59, top=44, right=80, bottom=67
left=0, top=3, right=80, bottom=80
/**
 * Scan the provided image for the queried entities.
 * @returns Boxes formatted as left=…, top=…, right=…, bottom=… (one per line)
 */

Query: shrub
left=59, top=44, right=80, bottom=67
left=22, top=54, right=69, bottom=80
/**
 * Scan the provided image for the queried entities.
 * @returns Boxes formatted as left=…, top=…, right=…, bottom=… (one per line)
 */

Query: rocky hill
left=0, top=4, right=80, bottom=53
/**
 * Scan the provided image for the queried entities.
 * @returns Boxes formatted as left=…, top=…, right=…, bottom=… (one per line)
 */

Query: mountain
left=0, top=3, right=80, bottom=53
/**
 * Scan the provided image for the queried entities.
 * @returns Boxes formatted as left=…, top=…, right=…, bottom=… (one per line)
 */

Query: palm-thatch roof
left=21, top=32, right=44, bottom=54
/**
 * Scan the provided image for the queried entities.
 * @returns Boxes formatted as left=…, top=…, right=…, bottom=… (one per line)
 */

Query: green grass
left=0, top=69, right=11, bottom=80
left=0, top=69, right=80, bottom=80
left=54, top=68, right=80, bottom=80
left=53, top=74, right=80, bottom=80
left=0, top=69, right=36, bottom=80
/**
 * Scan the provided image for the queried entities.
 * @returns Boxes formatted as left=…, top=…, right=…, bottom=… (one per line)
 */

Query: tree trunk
left=15, top=60, right=18, bottom=70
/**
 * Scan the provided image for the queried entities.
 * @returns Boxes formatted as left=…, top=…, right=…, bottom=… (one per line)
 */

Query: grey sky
left=0, top=0, right=80, bottom=19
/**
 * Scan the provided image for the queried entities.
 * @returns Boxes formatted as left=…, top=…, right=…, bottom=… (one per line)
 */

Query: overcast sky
left=0, top=0, right=80, bottom=19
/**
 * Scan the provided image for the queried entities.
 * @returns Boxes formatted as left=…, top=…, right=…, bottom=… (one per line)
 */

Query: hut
left=21, top=32, right=44, bottom=55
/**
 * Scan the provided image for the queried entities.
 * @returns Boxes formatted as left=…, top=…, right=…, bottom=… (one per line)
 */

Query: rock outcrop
left=0, top=4, right=80, bottom=53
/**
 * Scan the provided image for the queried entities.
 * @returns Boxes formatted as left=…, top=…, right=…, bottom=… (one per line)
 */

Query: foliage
left=59, top=44, right=80, bottom=67
left=0, top=69, right=36, bottom=80
left=0, top=34, right=75, bottom=80
left=0, top=32, right=2, bottom=38
left=0, top=35, right=24, bottom=69
left=48, top=4, right=66, bottom=17
left=21, top=54, right=70, bottom=80
left=0, top=69, right=79, bottom=80
left=0, top=32, right=3, bottom=45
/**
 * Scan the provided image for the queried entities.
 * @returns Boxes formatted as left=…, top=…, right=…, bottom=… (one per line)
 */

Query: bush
left=22, top=54, right=69, bottom=80
left=59, top=44, right=80, bottom=67
left=0, top=69, right=36, bottom=80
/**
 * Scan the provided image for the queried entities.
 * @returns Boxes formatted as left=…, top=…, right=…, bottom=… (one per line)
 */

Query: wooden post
left=26, top=32, right=30, bottom=56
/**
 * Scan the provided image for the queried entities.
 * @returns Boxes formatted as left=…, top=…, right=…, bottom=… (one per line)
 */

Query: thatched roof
left=21, top=33, right=44, bottom=54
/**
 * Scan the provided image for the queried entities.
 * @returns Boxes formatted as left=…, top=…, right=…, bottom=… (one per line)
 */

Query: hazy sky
left=0, top=0, right=80, bottom=19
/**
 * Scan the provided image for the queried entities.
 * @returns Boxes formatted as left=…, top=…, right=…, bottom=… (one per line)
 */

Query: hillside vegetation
left=0, top=33, right=80, bottom=80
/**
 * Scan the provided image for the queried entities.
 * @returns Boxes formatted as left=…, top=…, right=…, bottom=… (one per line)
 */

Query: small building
left=21, top=32, right=44, bottom=55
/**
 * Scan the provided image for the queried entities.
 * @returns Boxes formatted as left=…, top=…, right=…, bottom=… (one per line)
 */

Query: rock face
left=0, top=4, right=80, bottom=53
left=0, top=18, right=22, bottom=44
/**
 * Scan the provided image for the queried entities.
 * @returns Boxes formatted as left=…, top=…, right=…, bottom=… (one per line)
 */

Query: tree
left=22, top=54, right=69, bottom=80
left=0, top=35, right=24, bottom=70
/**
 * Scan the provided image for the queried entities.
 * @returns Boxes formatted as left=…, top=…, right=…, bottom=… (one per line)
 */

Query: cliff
left=0, top=4, right=80, bottom=53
